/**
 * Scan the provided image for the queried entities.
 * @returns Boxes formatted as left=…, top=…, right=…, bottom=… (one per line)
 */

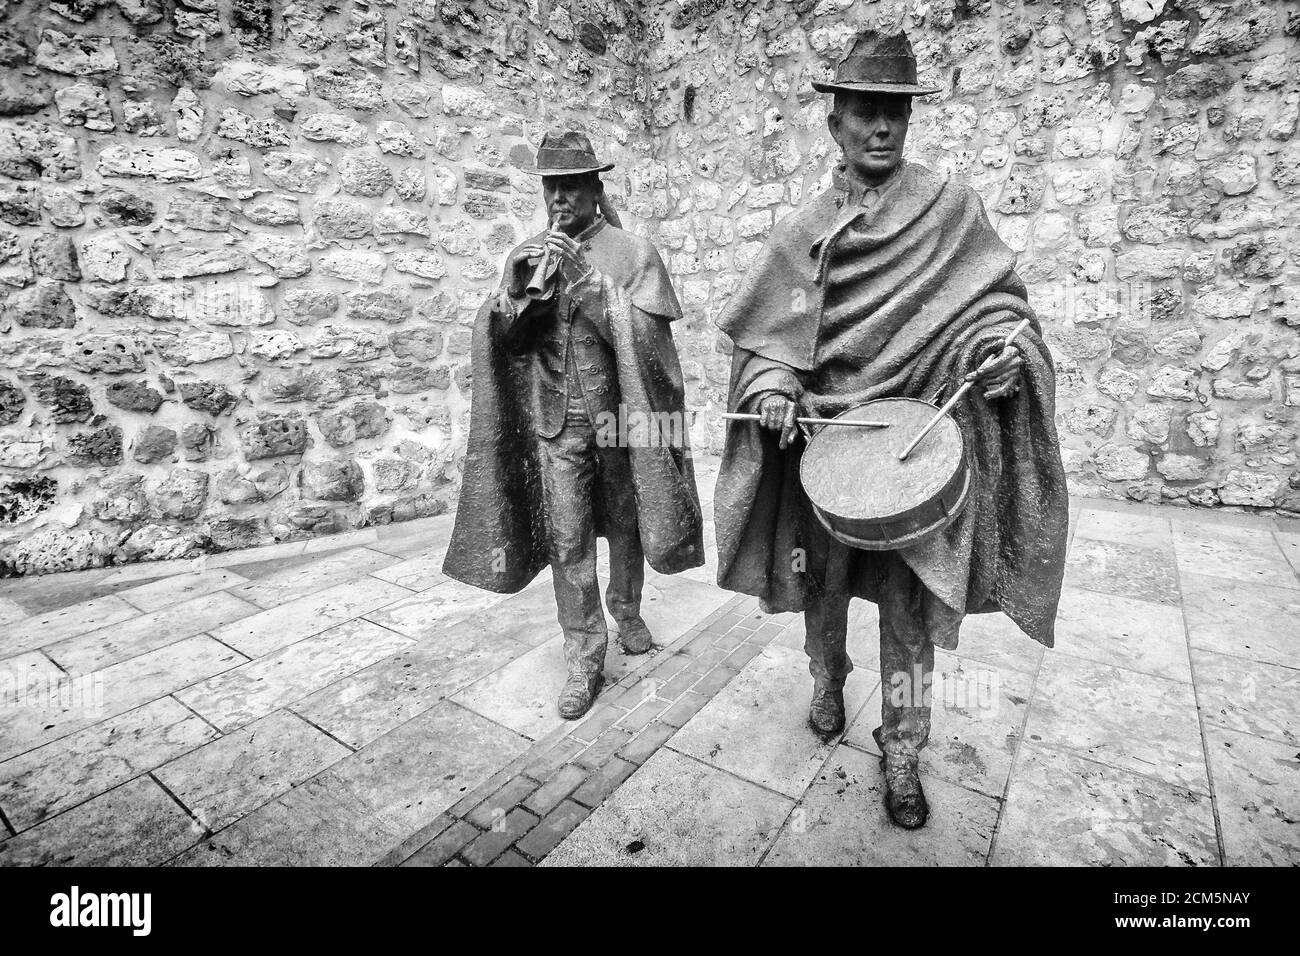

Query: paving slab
left=1181, top=572, right=1300, bottom=670
left=292, top=624, right=530, bottom=749
left=320, top=701, right=529, bottom=835
left=0, top=636, right=246, bottom=763
left=0, top=775, right=203, bottom=866
left=175, top=775, right=405, bottom=867
left=2, top=594, right=141, bottom=659
left=1173, top=523, right=1297, bottom=591
left=1073, top=507, right=1173, bottom=550
left=1205, top=725, right=1300, bottom=866
left=1064, top=538, right=1180, bottom=606
left=175, top=619, right=414, bottom=732
left=542, top=748, right=793, bottom=867
left=155, top=709, right=351, bottom=833
left=1051, top=586, right=1191, bottom=682
left=992, top=742, right=1218, bottom=866
left=362, top=577, right=508, bottom=639
left=228, top=547, right=402, bottom=609
left=764, top=743, right=999, bottom=866
left=845, top=652, right=1032, bottom=800
left=1023, top=651, right=1209, bottom=794
left=669, top=643, right=874, bottom=798
left=0, top=697, right=218, bottom=832
left=1191, top=649, right=1300, bottom=746
left=209, top=577, right=414, bottom=659
left=117, top=569, right=250, bottom=613
left=947, top=609, right=1044, bottom=676
left=45, top=590, right=260, bottom=674
left=368, top=549, right=451, bottom=592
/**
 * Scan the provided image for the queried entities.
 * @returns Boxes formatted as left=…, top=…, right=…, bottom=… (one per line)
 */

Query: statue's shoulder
left=596, top=223, right=664, bottom=269
left=903, top=160, right=984, bottom=211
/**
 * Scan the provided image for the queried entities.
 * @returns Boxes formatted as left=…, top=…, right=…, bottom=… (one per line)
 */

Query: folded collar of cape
left=716, top=161, right=1015, bottom=372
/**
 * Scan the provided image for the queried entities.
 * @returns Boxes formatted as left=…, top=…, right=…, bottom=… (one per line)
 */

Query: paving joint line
left=1171, top=530, right=1228, bottom=867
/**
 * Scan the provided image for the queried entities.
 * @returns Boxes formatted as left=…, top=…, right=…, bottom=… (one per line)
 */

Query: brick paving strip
left=376, top=592, right=794, bottom=867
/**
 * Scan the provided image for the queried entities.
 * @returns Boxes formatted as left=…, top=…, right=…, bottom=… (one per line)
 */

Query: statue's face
left=828, top=93, right=912, bottom=184
left=541, top=173, right=600, bottom=236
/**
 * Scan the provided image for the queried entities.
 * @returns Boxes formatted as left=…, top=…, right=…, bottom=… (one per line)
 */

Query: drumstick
left=897, top=317, right=1033, bottom=462
left=722, top=413, right=890, bottom=428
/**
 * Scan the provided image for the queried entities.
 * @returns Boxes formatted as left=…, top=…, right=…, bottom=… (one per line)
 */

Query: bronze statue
left=713, top=30, right=1069, bottom=829
left=443, top=131, right=704, bottom=720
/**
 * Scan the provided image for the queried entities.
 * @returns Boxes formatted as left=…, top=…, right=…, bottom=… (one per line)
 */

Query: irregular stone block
left=54, top=81, right=114, bottom=130
left=240, top=414, right=308, bottom=459
left=313, top=198, right=372, bottom=239
left=0, top=376, right=24, bottom=424
left=262, top=152, right=330, bottom=193
left=91, top=472, right=147, bottom=521
left=1094, top=443, right=1149, bottom=482
left=68, top=334, right=146, bottom=374
left=0, top=475, right=57, bottom=524
left=132, top=424, right=178, bottom=464
left=36, top=30, right=118, bottom=75
left=118, top=524, right=203, bottom=562
left=0, top=528, right=114, bottom=575
left=66, top=424, right=123, bottom=466
left=1146, top=366, right=1198, bottom=401
left=97, top=145, right=202, bottom=181
left=106, top=380, right=164, bottom=413
left=339, top=154, right=393, bottom=196
left=179, top=380, right=238, bottom=415
left=97, top=188, right=155, bottom=226
left=246, top=235, right=310, bottom=278
left=144, top=468, right=208, bottom=519
left=4, top=280, right=77, bottom=328
left=215, top=461, right=291, bottom=503
left=283, top=288, right=339, bottom=322
left=27, top=374, right=93, bottom=421
left=308, top=325, right=388, bottom=363
left=301, top=459, right=364, bottom=501
left=30, top=234, right=80, bottom=280
left=0, top=122, right=80, bottom=180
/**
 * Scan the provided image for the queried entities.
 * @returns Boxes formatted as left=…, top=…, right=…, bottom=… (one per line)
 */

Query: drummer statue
left=443, top=130, right=704, bottom=720
left=713, top=30, right=1069, bottom=829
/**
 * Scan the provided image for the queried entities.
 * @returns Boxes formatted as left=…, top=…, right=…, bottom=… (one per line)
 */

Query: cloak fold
left=714, top=162, right=1069, bottom=648
left=442, top=227, right=704, bottom=594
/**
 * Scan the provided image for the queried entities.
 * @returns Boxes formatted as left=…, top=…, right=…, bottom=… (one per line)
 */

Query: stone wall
left=0, top=0, right=652, bottom=574
left=2, top=0, right=1299, bottom=575
left=645, top=0, right=1300, bottom=512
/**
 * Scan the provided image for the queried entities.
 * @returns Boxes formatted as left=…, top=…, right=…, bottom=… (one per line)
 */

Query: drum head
left=800, top=398, right=966, bottom=528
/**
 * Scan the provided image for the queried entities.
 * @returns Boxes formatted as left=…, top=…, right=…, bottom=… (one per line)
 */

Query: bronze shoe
left=557, top=671, right=604, bottom=720
left=807, top=684, right=846, bottom=739
left=882, top=751, right=929, bottom=830
left=616, top=615, right=654, bottom=655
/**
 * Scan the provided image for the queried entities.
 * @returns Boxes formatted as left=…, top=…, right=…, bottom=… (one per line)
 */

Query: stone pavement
left=0, top=457, right=1297, bottom=867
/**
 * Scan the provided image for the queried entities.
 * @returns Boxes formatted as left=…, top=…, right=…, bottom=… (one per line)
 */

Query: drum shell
left=799, top=398, right=971, bottom=551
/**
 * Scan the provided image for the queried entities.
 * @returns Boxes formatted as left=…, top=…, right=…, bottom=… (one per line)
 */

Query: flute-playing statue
left=443, top=131, right=702, bottom=720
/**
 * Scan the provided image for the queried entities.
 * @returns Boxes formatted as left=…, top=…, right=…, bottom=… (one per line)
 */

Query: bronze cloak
left=714, top=162, right=1069, bottom=648
left=442, top=224, right=705, bottom=594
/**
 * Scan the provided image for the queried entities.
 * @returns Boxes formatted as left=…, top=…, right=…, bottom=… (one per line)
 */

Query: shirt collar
left=834, top=159, right=906, bottom=207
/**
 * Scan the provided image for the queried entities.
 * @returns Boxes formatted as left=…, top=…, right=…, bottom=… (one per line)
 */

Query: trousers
left=535, top=411, right=645, bottom=678
left=802, top=542, right=938, bottom=758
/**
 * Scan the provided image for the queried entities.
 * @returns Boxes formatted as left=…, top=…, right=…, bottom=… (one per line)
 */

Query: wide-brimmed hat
left=521, top=130, right=615, bottom=176
left=812, top=29, right=942, bottom=97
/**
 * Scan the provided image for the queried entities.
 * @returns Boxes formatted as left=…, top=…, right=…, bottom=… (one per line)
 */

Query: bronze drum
left=799, top=398, right=970, bottom=551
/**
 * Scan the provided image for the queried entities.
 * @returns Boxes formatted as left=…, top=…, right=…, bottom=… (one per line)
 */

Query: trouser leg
left=537, top=426, right=607, bottom=679
left=803, top=536, right=853, bottom=690
left=596, top=445, right=644, bottom=623
left=877, top=557, right=934, bottom=757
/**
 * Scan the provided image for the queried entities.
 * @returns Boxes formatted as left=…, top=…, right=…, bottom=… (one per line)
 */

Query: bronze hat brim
left=812, top=80, right=943, bottom=95
left=521, top=163, right=615, bottom=176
